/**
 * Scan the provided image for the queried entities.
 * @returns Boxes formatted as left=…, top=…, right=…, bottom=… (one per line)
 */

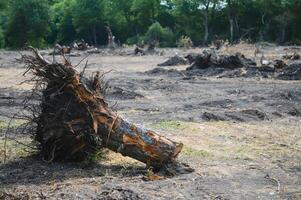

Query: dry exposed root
left=22, top=47, right=109, bottom=161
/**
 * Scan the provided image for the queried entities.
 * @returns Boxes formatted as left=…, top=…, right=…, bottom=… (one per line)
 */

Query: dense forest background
left=0, top=0, right=300, bottom=49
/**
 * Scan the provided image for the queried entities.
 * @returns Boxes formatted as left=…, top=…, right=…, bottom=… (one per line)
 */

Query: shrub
left=177, top=36, right=193, bottom=48
left=144, top=22, right=175, bottom=47
left=5, top=0, right=50, bottom=48
left=126, top=35, right=145, bottom=46
left=0, top=28, right=4, bottom=48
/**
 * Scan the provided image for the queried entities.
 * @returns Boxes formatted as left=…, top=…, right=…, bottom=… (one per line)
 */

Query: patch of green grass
left=217, top=145, right=258, bottom=160
left=150, top=120, right=191, bottom=131
left=0, top=138, right=34, bottom=162
left=9, top=119, right=28, bottom=129
left=0, top=121, right=6, bottom=130
left=0, top=119, right=28, bottom=131
left=182, top=146, right=212, bottom=158
left=86, top=150, right=105, bottom=163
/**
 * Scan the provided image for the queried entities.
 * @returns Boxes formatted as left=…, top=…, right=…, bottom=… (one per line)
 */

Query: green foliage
left=86, top=149, right=105, bottom=163
left=131, top=0, right=160, bottom=33
left=150, top=120, right=190, bottom=130
left=71, top=0, right=106, bottom=45
left=144, top=22, right=175, bottom=47
left=0, top=0, right=301, bottom=48
left=171, top=0, right=203, bottom=44
left=5, top=0, right=50, bottom=48
left=0, top=28, right=4, bottom=48
left=0, top=0, right=8, bottom=47
left=0, top=0, right=7, bottom=9
left=182, top=146, right=212, bottom=158
left=126, top=35, right=145, bottom=45
left=105, top=0, right=134, bottom=43
left=50, top=0, right=76, bottom=44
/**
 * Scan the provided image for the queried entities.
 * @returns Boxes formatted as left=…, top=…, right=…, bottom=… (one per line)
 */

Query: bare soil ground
left=0, top=44, right=301, bottom=199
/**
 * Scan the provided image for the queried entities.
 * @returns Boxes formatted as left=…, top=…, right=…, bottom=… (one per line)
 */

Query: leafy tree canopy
left=0, top=0, right=300, bottom=48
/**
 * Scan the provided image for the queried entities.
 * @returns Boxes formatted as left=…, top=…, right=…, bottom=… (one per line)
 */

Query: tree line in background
left=0, top=0, right=300, bottom=49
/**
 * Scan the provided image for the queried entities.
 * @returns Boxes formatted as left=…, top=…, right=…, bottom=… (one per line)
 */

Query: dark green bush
left=0, top=28, right=4, bottom=48
left=144, top=22, right=175, bottom=47
left=5, top=0, right=50, bottom=48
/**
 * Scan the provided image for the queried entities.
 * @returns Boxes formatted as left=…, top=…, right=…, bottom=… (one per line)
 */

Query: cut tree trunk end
left=21, top=47, right=184, bottom=170
left=104, top=117, right=183, bottom=168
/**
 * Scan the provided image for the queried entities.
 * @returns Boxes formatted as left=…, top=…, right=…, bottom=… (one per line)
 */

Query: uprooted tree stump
left=22, top=47, right=183, bottom=169
left=134, top=46, right=145, bottom=55
left=283, top=52, right=300, bottom=60
left=49, top=44, right=72, bottom=55
left=105, top=26, right=116, bottom=49
left=187, top=51, right=256, bottom=70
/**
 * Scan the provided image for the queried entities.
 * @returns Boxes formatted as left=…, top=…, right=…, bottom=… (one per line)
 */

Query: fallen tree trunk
left=22, top=47, right=183, bottom=169
left=102, top=118, right=183, bottom=168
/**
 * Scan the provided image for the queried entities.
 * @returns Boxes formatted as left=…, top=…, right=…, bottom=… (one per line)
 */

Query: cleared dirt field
left=0, top=44, right=301, bottom=199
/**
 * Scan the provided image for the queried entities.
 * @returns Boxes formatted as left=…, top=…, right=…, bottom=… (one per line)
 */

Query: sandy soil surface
left=0, top=44, right=301, bottom=199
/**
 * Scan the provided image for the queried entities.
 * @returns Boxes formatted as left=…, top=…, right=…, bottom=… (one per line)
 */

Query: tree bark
left=101, top=116, right=183, bottom=168
left=227, top=0, right=239, bottom=43
left=93, top=25, right=97, bottom=46
left=229, top=18, right=234, bottom=42
left=105, top=25, right=115, bottom=48
left=201, top=0, right=212, bottom=45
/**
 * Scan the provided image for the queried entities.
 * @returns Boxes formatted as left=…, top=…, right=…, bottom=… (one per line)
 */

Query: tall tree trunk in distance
left=93, top=25, right=97, bottom=46
left=235, top=17, right=240, bottom=38
left=281, top=28, right=286, bottom=44
left=105, top=25, right=115, bottom=49
left=201, top=0, right=215, bottom=45
left=203, top=14, right=209, bottom=45
left=259, top=12, right=266, bottom=42
left=229, top=18, right=234, bottom=42
left=227, top=0, right=239, bottom=43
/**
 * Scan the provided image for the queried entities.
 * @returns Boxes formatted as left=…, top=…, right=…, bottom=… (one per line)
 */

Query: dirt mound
left=158, top=55, right=188, bottom=66
left=202, top=112, right=225, bottom=121
left=277, top=62, right=301, bottom=80
left=187, top=52, right=256, bottom=70
left=185, top=51, right=259, bottom=78
left=224, top=109, right=267, bottom=122
left=184, top=51, right=301, bottom=80
left=185, top=53, right=201, bottom=64
left=283, top=52, right=300, bottom=60
left=202, top=109, right=267, bottom=122
left=287, top=107, right=301, bottom=117
left=186, top=67, right=229, bottom=77
left=255, top=61, right=301, bottom=80
left=240, top=109, right=267, bottom=120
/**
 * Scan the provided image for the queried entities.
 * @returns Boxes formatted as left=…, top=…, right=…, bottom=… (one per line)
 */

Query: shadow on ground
left=0, top=155, right=146, bottom=187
